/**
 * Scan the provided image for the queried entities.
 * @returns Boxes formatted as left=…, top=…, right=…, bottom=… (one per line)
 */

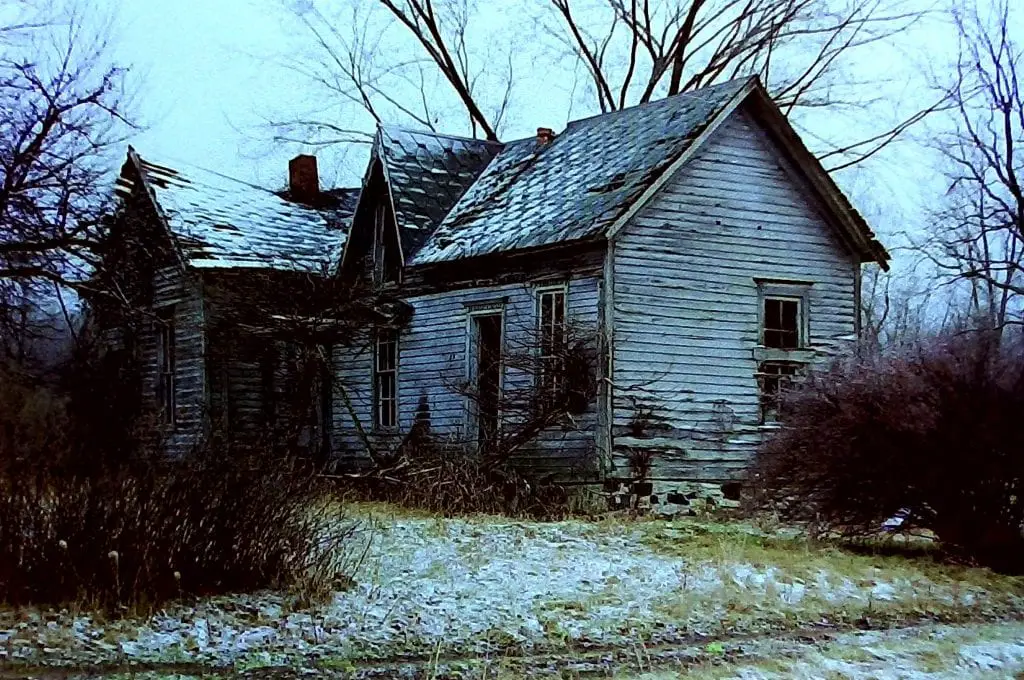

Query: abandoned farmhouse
left=97, top=76, right=889, bottom=493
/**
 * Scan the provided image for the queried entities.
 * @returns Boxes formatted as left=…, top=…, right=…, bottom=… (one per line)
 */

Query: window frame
left=756, top=360, right=801, bottom=424
left=535, top=284, right=568, bottom=401
left=753, top=279, right=813, bottom=424
left=373, top=328, right=399, bottom=429
left=372, top=202, right=399, bottom=286
left=756, top=280, right=811, bottom=350
left=155, top=305, right=176, bottom=427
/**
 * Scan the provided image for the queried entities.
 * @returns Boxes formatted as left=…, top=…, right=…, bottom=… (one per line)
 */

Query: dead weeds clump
left=339, top=436, right=572, bottom=519
left=0, top=449, right=357, bottom=611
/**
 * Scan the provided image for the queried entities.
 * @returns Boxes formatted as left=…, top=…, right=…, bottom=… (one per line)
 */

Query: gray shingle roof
left=410, top=78, right=752, bottom=265
left=118, top=155, right=358, bottom=273
left=376, top=127, right=502, bottom=255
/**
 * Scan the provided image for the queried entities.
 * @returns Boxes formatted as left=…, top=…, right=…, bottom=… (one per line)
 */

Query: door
left=470, top=313, right=503, bottom=451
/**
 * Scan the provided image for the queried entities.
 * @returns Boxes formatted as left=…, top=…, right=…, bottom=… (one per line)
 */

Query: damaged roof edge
left=121, top=147, right=357, bottom=275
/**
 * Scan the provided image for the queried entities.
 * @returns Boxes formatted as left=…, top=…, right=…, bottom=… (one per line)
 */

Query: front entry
left=470, top=313, right=502, bottom=450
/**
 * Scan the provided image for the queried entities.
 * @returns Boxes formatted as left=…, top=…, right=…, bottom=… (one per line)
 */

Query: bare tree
left=859, top=264, right=969, bottom=349
left=920, top=1, right=1023, bottom=333
left=548, top=0, right=942, bottom=169
left=0, top=2, right=133, bottom=360
left=277, top=0, right=937, bottom=171
left=273, top=0, right=515, bottom=146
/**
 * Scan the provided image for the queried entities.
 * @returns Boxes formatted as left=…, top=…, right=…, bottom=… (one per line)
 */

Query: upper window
left=372, top=203, right=397, bottom=285
left=763, top=297, right=801, bottom=349
left=155, top=306, right=176, bottom=426
left=374, top=329, right=398, bottom=428
left=537, top=286, right=567, bottom=398
left=757, top=280, right=810, bottom=350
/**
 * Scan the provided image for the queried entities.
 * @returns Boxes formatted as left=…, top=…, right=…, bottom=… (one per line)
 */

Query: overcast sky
left=95, top=0, right=1020, bottom=266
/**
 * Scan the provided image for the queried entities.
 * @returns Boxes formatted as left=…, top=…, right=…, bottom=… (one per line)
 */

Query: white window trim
left=754, top=279, right=813, bottom=424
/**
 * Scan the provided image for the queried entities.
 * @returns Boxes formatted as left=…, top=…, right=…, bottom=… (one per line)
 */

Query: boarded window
left=763, top=297, right=801, bottom=349
left=374, top=329, right=398, bottom=428
left=757, top=361, right=799, bottom=423
left=372, top=203, right=398, bottom=285
left=155, top=306, right=176, bottom=426
left=537, top=287, right=567, bottom=398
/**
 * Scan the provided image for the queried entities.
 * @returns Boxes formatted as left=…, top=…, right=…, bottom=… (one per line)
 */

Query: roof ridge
left=564, top=76, right=756, bottom=130
left=378, top=124, right=505, bottom=146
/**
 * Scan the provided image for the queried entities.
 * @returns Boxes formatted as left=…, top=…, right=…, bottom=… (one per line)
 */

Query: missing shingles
left=588, top=172, right=629, bottom=194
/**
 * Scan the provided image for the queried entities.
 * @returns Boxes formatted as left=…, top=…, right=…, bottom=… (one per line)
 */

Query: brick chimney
left=288, top=154, right=319, bottom=201
left=536, top=127, right=555, bottom=145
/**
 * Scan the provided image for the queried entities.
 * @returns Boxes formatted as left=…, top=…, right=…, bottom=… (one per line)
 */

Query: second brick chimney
left=288, top=154, right=319, bottom=201
left=536, top=127, right=555, bottom=145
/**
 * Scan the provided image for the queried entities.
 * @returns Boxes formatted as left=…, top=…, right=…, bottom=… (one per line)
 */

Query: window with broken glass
left=374, top=329, right=398, bottom=428
left=762, top=297, right=802, bottom=349
left=537, top=287, right=567, bottom=401
left=756, top=281, right=811, bottom=423
left=757, top=361, right=800, bottom=423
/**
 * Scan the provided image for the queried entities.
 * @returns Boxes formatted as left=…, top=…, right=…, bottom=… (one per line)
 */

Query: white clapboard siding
left=333, top=275, right=603, bottom=478
left=611, top=108, right=859, bottom=482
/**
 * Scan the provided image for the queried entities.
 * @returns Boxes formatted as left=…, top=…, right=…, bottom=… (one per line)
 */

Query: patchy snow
left=123, top=155, right=356, bottom=273
left=710, top=622, right=1024, bottom=680
left=1, top=515, right=1022, bottom=671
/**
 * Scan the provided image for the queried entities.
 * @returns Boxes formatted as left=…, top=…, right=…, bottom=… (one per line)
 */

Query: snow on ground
left=664, top=622, right=1024, bottom=680
left=1, top=511, right=1022, bottom=671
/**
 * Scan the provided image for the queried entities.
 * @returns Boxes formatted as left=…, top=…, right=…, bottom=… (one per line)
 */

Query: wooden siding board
left=611, top=108, right=859, bottom=483
left=332, top=274, right=603, bottom=479
left=141, top=265, right=206, bottom=458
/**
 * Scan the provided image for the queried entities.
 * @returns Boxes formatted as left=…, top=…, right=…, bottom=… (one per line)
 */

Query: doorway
left=470, top=313, right=503, bottom=450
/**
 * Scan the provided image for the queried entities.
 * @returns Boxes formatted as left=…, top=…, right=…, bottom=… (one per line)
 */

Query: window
left=537, top=287, right=567, bottom=398
left=372, top=203, right=396, bottom=285
left=755, top=280, right=812, bottom=423
left=757, top=280, right=809, bottom=350
left=374, top=329, right=398, bottom=428
left=757, top=361, right=799, bottom=423
left=763, top=297, right=801, bottom=349
left=155, top=306, right=176, bottom=426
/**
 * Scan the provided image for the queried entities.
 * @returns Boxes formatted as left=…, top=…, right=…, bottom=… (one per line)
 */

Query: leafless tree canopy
left=919, top=1, right=1023, bottom=332
left=276, top=0, right=935, bottom=171
left=274, top=0, right=515, bottom=146
left=0, top=2, right=132, bottom=358
left=899, top=1, right=1024, bottom=334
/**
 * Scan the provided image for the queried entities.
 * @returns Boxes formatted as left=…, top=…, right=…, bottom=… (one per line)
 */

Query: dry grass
left=639, top=516, right=1024, bottom=634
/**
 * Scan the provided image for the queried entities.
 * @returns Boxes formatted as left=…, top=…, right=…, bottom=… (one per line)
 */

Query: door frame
left=464, top=306, right=505, bottom=449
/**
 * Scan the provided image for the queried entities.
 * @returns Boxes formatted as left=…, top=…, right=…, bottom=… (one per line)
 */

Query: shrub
left=0, top=450, right=356, bottom=610
left=344, top=436, right=571, bottom=518
left=0, top=363, right=69, bottom=466
left=749, top=330, right=1024, bottom=572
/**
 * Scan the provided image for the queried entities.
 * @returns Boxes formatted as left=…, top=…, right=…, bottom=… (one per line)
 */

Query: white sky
left=96, top=0, right=1021, bottom=267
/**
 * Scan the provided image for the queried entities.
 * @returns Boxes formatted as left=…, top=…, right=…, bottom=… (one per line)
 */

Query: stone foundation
left=606, top=480, right=742, bottom=516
